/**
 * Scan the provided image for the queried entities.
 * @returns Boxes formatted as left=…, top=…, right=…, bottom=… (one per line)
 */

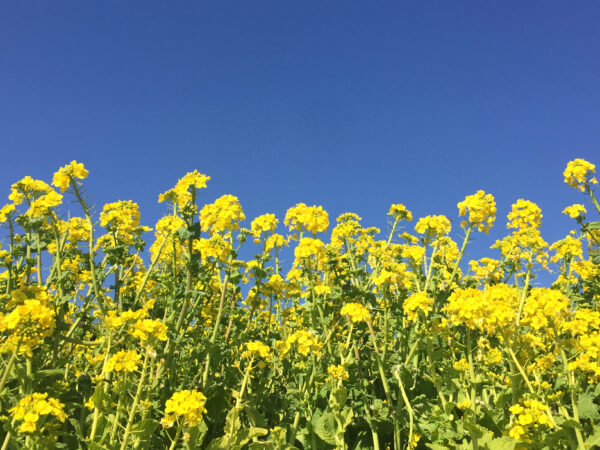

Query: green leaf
left=578, top=393, right=600, bottom=420
left=235, top=427, right=268, bottom=447
left=584, top=221, right=600, bottom=231
left=224, top=406, right=242, bottom=437
left=131, top=418, right=159, bottom=440
left=244, top=404, right=267, bottom=428
left=87, top=443, right=110, bottom=450
left=488, top=436, right=518, bottom=450
left=205, top=436, right=232, bottom=450
left=187, top=420, right=208, bottom=447
left=584, top=424, right=600, bottom=448
left=314, top=412, right=337, bottom=446
left=329, top=386, right=347, bottom=410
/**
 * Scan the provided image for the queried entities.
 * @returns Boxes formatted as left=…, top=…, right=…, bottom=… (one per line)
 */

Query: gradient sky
left=1, top=2, right=599, bottom=282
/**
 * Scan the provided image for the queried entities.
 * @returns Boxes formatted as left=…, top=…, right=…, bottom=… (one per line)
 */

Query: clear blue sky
left=1, top=2, right=599, bottom=280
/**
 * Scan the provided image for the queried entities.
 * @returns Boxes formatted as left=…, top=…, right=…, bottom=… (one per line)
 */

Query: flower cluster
left=563, top=158, right=597, bottom=192
left=444, top=284, right=519, bottom=335
left=129, top=318, right=168, bottom=342
left=388, top=204, right=413, bottom=222
left=200, top=194, right=245, bottom=234
left=284, top=203, right=329, bottom=234
left=457, top=190, right=496, bottom=233
left=105, top=350, right=142, bottom=373
left=52, top=160, right=89, bottom=192
left=10, top=393, right=67, bottom=433
left=159, top=170, right=210, bottom=210
left=562, top=203, right=586, bottom=219
left=162, top=390, right=207, bottom=428
left=340, top=302, right=371, bottom=323
left=241, top=340, right=271, bottom=359
left=414, top=215, right=451, bottom=240
left=327, top=364, right=349, bottom=382
left=0, top=298, right=55, bottom=355
left=403, top=292, right=433, bottom=323
left=276, top=329, right=323, bottom=357
left=294, top=237, right=325, bottom=260
left=509, top=399, right=554, bottom=442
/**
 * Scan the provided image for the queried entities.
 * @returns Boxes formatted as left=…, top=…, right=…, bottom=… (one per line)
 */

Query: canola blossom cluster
left=0, top=159, right=599, bottom=449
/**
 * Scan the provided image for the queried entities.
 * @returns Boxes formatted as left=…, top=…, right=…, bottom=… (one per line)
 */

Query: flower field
left=0, top=159, right=599, bottom=449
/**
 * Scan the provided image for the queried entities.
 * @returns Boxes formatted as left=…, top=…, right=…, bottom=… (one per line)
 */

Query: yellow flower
left=251, top=213, right=278, bottom=237
left=10, top=393, right=67, bottom=433
left=564, top=158, right=597, bottom=192
left=105, top=350, right=142, bottom=373
left=562, top=203, right=586, bottom=219
left=327, top=364, right=349, bottom=382
left=284, top=203, right=329, bottom=234
left=276, top=329, right=322, bottom=358
left=200, top=194, right=245, bottom=234
left=457, top=190, right=496, bottom=233
left=453, top=358, right=470, bottom=372
left=294, top=237, right=325, bottom=260
left=507, top=199, right=542, bottom=230
left=164, top=390, right=207, bottom=428
left=52, top=160, right=89, bottom=192
left=241, top=340, right=271, bottom=359
left=0, top=203, right=16, bottom=223
left=340, top=302, right=370, bottom=323
left=414, top=215, right=451, bottom=239
left=388, top=204, right=412, bottom=221
left=130, top=318, right=168, bottom=342
left=159, top=170, right=210, bottom=209
left=403, top=292, right=433, bottom=323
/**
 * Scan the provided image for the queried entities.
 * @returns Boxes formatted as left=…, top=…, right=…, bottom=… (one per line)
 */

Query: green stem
left=0, top=339, right=21, bottom=393
left=466, top=329, right=479, bottom=450
left=120, top=353, right=150, bottom=450
left=449, top=225, right=473, bottom=288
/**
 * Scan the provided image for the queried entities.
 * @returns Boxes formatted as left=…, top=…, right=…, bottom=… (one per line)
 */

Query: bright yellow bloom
left=10, top=393, right=67, bottom=433
left=453, top=358, right=470, bottom=372
left=0, top=203, right=16, bottom=223
left=194, top=235, right=231, bottom=262
left=507, top=199, right=542, bottom=230
left=251, top=213, right=278, bottom=237
left=509, top=399, right=553, bottom=441
left=403, top=292, right=433, bottom=323
left=294, top=237, right=325, bottom=260
left=327, top=365, right=349, bottom=382
left=105, top=350, right=142, bottom=373
left=388, top=204, right=412, bottom=221
left=414, top=215, right=451, bottom=239
left=52, top=160, right=89, bottom=192
left=130, top=318, right=168, bottom=342
left=564, top=158, right=597, bottom=192
left=276, top=329, right=322, bottom=358
left=562, top=203, right=586, bottom=219
left=159, top=170, right=210, bottom=209
left=200, top=194, right=245, bottom=234
left=241, top=340, right=271, bottom=359
left=457, top=190, right=496, bottom=233
left=163, top=390, right=207, bottom=428
left=340, top=302, right=370, bottom=323
left=284, top=203, right=329, bottom=234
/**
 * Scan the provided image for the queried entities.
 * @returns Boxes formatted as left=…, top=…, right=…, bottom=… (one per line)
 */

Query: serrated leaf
left=584, top=424, right=600, bottom=448
left=577, top=393, right=599, bottom=420
left=235, top=427, right=268, bottom=447
left=314, top=412, right=337, bottom=446
left=131, top=418, right=159, bottom=440
left=488, top=436, right=518, bottom=450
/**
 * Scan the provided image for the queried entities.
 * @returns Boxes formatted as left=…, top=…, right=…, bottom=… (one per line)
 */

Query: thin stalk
left=120, top=353, right=150, bottom=450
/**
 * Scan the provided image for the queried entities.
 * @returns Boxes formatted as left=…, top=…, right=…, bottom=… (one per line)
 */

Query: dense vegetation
left=0, top=159, right=599, bottom=449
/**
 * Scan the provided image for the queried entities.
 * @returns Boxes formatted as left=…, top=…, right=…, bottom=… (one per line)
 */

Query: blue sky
left=1, top=1, right=599, bottom=281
